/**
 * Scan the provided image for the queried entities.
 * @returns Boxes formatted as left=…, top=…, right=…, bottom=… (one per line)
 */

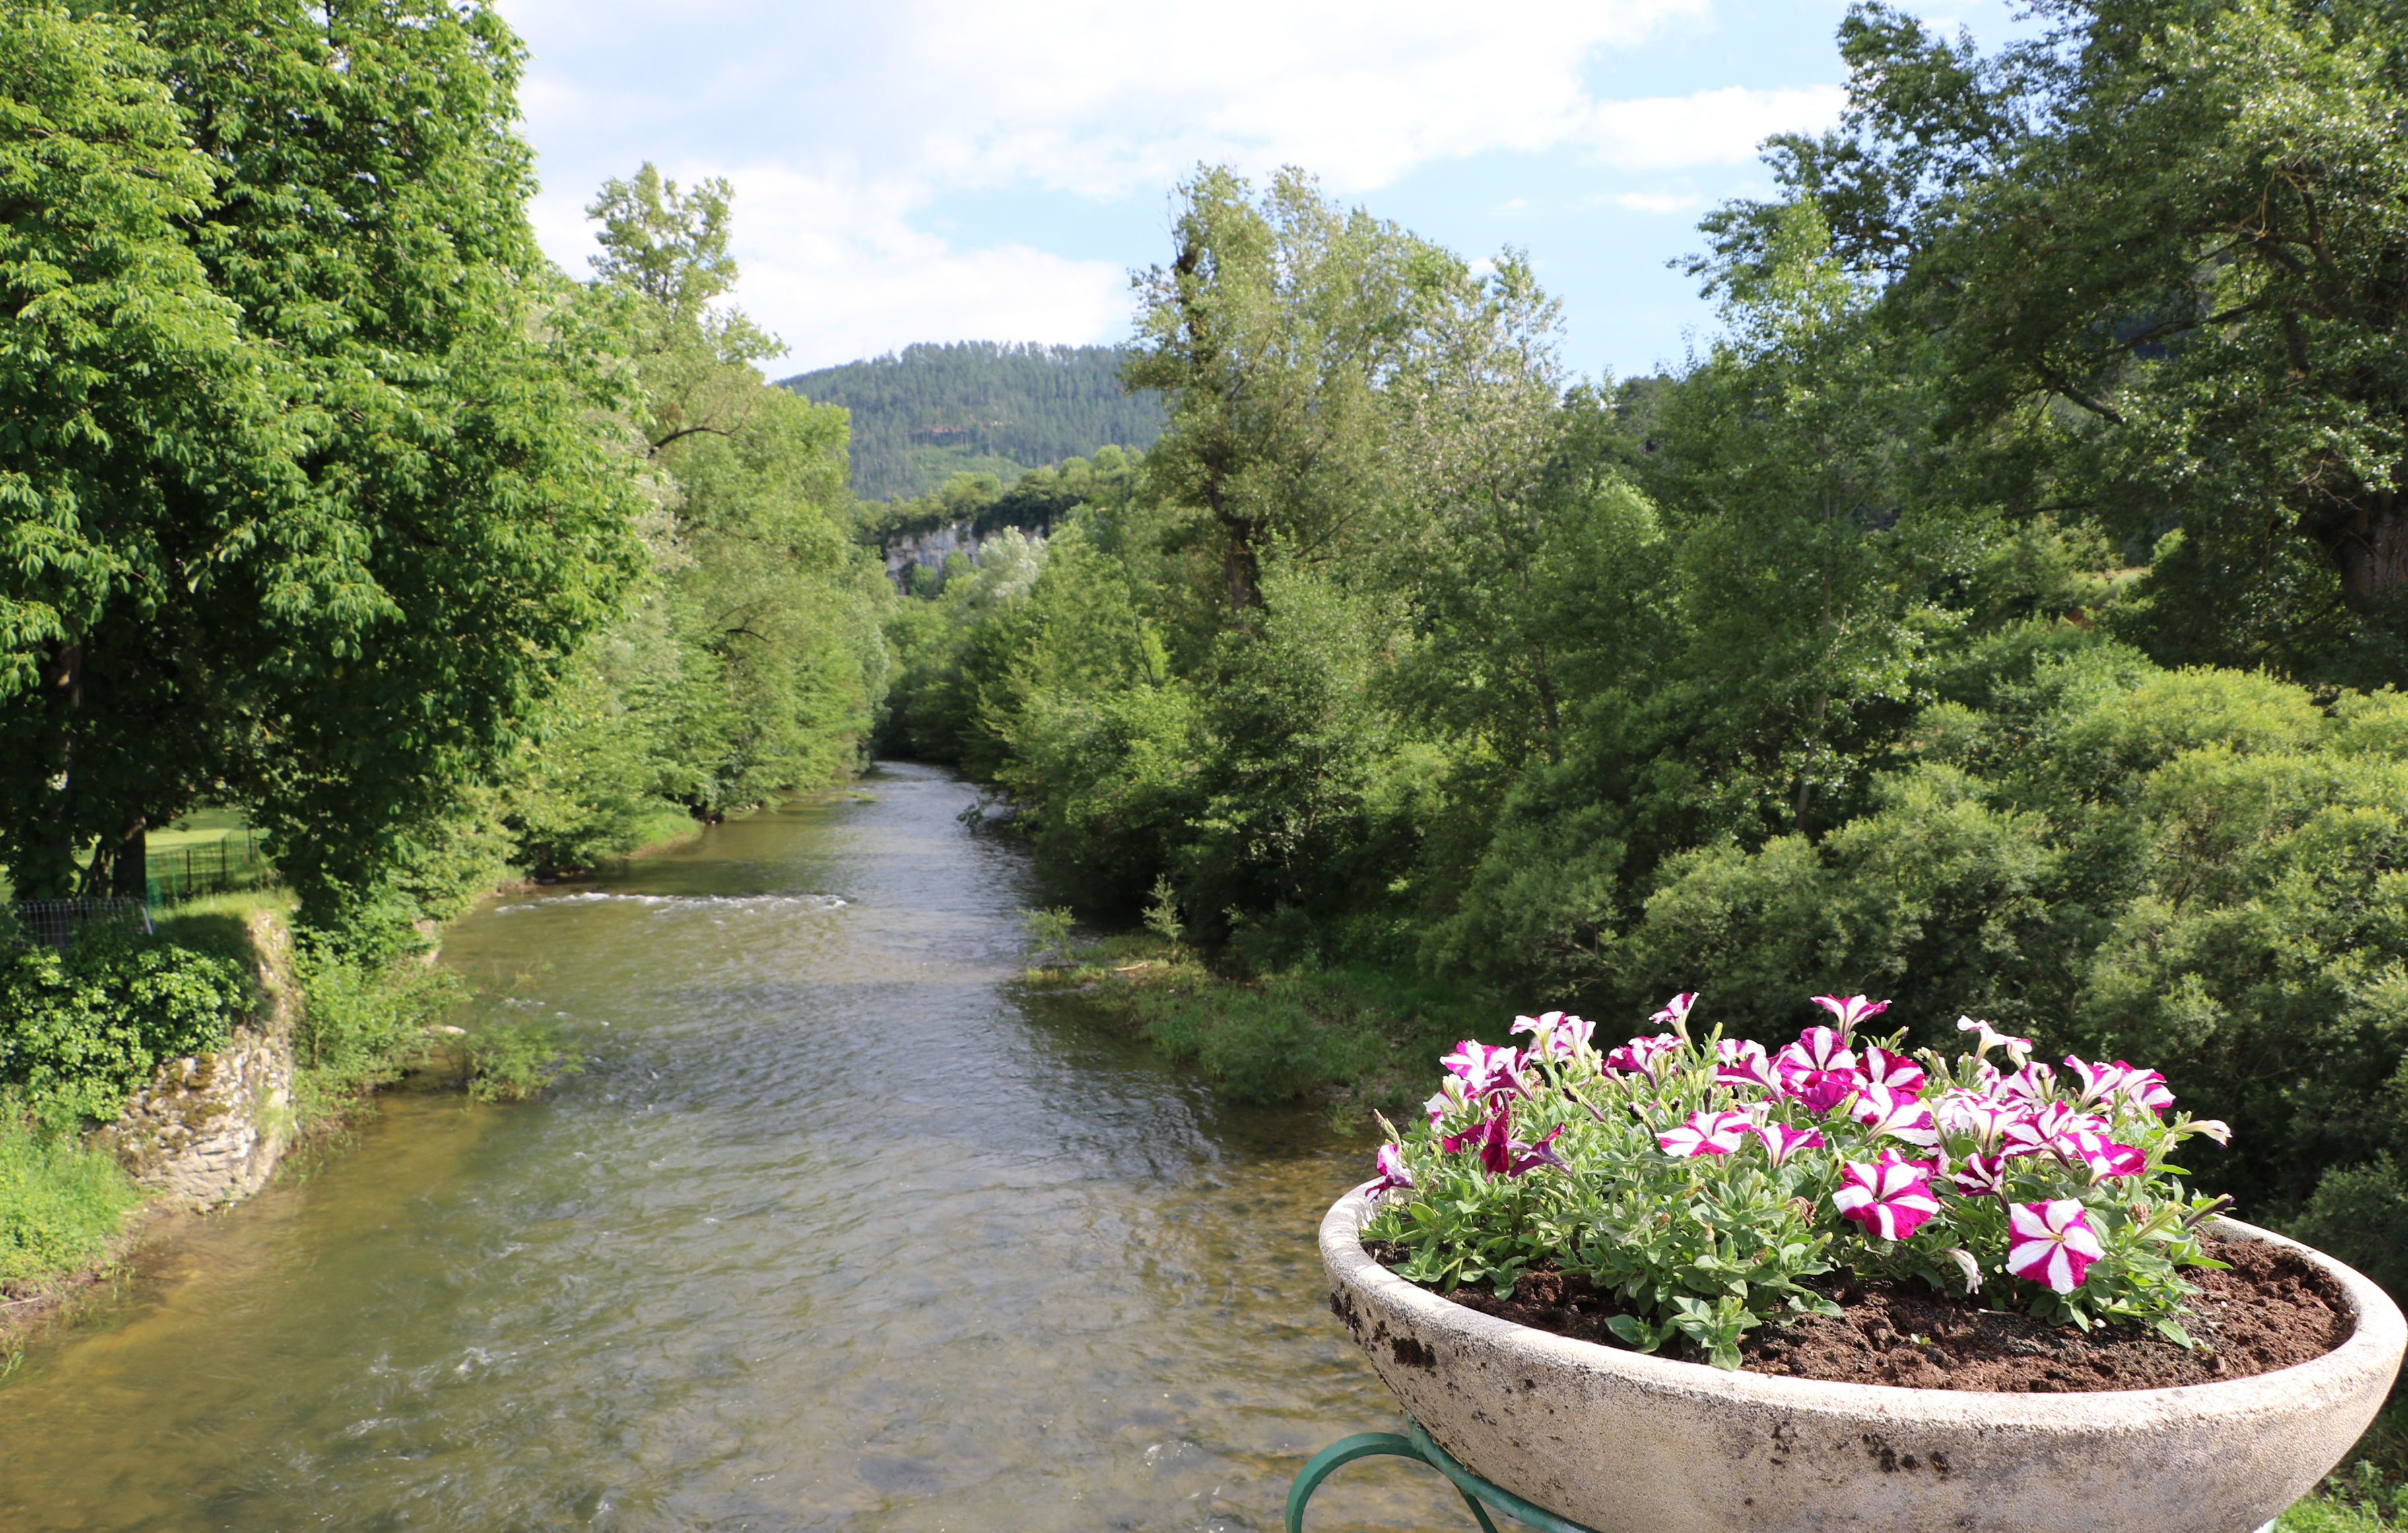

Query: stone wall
left=95, top=912, right=298, bottom=1211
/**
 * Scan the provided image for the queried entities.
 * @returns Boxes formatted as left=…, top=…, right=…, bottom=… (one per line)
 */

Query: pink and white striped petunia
left=1998, top=1060, right=2061, bottom=1107
left=1511, top=1010, right=1595, bottom=1061
left=2062, top=1056, right=2133, bottom=1109
left=1749, top=1120, right=1826, bottom=1166
left=1368, top=1142, right=1416, bottom=1197
left=1933, top=1089, right=2021, bottom=1152
left=1650, top=992, right=1701, bottom=1039
left=1714, top=1039, right=1782, bottom=1095
left=1956, top=1015, right=2035, bottom=1064
left=1440, top=1040, right=1527, bottom=1101
left=1858, top=1044, right=1927, bottom=1095
left=1851, top=1083, right=1940, bottom=1147
left=2115, top=1068, right=2176, bottom=1116
left=1776, top=1027, right=1861, bottom=1114
left=1424, top=1079, right=1469, bottom=1126
left=2006, top=1200, right=2106, bottom=1293
left=1812, top=994, right=1891, bottom=1037
left=2060, top=1130, right=2148, bottom=1181
left=1832, top=1151, right=1943, bottom=1242
left=1951, top=1151, right=2010, bottom=1198
left=1658, top=1110, right=1753, bottom=1158
left=1604, top=1033, right=1683, bottom=1085
left=1444, top=1112, right=1568, bottom=1178
left=2001, top=1101, right=2108, bottom=1159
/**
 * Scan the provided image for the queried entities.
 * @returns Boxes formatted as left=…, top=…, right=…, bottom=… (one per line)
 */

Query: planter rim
left=1322, top=1184, right=2408, bottom=1426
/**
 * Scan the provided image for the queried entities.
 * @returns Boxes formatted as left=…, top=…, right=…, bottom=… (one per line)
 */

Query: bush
left=289, top=943, right=463, bottom=1124
left=0, top=1114, right=142, bottom=1285
left=0, top=930, right=251, bottom=1132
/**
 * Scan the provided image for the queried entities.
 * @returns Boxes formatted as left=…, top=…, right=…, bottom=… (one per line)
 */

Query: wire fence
left=146, top=831, right=275, bottom=907
left=6, top=897, right=154, bottom=949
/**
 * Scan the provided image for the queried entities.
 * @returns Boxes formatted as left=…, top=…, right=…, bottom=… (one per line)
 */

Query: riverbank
left=1032, top=931, right=1499, bottom=1127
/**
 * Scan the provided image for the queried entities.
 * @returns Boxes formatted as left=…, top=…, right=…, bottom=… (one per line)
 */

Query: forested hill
left=780, top=341, right=1166, bottom=499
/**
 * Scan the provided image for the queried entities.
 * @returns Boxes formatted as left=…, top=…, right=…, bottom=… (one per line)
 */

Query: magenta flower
left=1832, top=1151, right=1943, bottom=1242
left=1444, top=1111, right=1566, bottom=1178
left=1998, top=1061, right=2060, bottom=1107
left=1749, top=1120, right=1826, bottom=1166
left=1603, top=1033, right=1682, bottom=1085
left=2006, top=1200, right=2105, bottom=1293
left=2001, top=1101, right=2107, bottom=1160
left=1658, top=1110, right=1753, bottom=1158
left=1441, top=1040, right=1526, bottom=1101
left=1510, top=1010, right=1594, bottom=1061
left=1851, top=1083, right=1939, bottom=1147
left=1811, top=994, right=1890, bottom=1037
left=1650, top=992, right=1700, bottom=1039
left=2061, top=1130, right=2147, bottom=1181
left=1951, top=1152, right=2010, bottom=1197
left=1933, top=1089, right=2020, bottom=1152
left=2116, top=1068, right=2175, bottom=1115
left=1368, top=1143, right=1416, bottom=1198
left=1858, top=1044, right=1926, bottom=1095
left=2062, top=1056, right=2132, bottom=1109
left=1424, top=1078, right=1470, bottom=1125
left=1956, top=1015, right=2034, bottom=1063
left=1713, top=1039, right=1782, bottom=1094
left=1776, top=1029, right=1861, bottom=1114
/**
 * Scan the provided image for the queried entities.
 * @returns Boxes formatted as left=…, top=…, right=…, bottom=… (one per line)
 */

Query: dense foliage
left=784, top=343, right=1165, bottom=499
left=885, top=0, right=2408, bottom=1310
left=0, top=926, right=249, bottom=1132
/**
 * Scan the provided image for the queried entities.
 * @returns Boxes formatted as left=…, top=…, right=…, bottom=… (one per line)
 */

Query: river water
left=0, top=765, right=1467, bottom=1532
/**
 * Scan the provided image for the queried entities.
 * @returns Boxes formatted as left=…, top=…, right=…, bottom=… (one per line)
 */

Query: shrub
left=0, top=931, right=251, bottom=1132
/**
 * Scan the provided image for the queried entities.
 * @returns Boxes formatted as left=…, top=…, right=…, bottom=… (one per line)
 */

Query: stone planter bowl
left=1321, top=1188, right=2405, bottom=1533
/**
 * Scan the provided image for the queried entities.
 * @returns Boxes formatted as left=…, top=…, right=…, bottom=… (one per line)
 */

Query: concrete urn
left=1321, top=1188, right=2405, bottom=1533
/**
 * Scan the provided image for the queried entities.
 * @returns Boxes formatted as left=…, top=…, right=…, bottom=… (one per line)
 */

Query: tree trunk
left=2321, top=487, right=2408, bottom=617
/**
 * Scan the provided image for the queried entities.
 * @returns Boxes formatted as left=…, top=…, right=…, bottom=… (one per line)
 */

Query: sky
left=497, top=0, right=2027, bottom=385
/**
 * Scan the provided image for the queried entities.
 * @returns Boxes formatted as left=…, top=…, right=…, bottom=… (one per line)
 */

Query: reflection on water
left=0, top=765, right=1464, bottom=1532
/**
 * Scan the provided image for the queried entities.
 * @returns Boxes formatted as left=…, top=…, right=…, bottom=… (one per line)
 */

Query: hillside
left=779, top=341, right=1166, bottom=500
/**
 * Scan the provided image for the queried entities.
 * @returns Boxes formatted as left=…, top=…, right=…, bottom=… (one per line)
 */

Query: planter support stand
left=1286, top=1417, right=1597, bottom=1533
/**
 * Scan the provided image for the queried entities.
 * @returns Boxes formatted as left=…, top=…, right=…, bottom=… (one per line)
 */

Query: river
left=0, top=765, right=1467, bottom=1532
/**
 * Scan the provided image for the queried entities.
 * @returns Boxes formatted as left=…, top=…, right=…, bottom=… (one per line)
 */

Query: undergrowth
left=1031, top=928, right=1496, bottom=1125
left=0, top=1113, right=141, bottom=1289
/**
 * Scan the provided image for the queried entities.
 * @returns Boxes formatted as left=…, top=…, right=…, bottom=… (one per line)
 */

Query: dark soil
left=1372, top=1235, right=2349, bottom=1392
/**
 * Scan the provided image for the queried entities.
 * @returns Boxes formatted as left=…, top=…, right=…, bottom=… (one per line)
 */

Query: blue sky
left=497, top=0, right=2026, bottom=384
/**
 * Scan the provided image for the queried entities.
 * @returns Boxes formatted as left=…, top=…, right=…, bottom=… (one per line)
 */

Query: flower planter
left=1322, top=1187, right=2406, bottom=1533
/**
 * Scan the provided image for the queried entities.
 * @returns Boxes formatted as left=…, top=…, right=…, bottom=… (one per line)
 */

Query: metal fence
left=7, top=897, right=154, bottom=949
left=147, top=831, right=275, bottom=906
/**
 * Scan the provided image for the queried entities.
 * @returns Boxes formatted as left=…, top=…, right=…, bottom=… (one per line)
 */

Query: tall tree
left=2, top=0, right=648, bottom=931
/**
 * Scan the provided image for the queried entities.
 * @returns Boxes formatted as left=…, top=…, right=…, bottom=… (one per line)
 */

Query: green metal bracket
left=1285, top=1418, right=1600, bottom=1533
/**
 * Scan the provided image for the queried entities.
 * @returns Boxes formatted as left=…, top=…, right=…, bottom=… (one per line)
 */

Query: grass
left=1032, top=930, right=1500, bottom=1126
left=0, top=1116, right=143, bottom=1290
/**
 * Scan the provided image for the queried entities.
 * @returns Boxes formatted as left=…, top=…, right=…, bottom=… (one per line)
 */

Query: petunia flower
left=1441, top=1040, right=1527, bottom=1101
left=2062, top=1056, right=2133, bottom=1110
left=1510, top=1010, right=1595, bottom=1061
left=2006, top=1200, right=2105, bottom=1293
left=1424, top=1077, right=1471, bottom=1125
left=1832, top=1151, right=1943, bottom=1242
left=1998, top=1060, right=2060, bottom=1106
left=1812, top=994, right=1891, bottom=1038
left=1941, top=1246, right=1985, bottom=1295
left=1956, top=1015, right=2034, bottom=1064
left=1714, top=1039, right=1782, bottom=1095
left=1951, top=1152, right=2010, bottom=1197
left=1858, top=1044, right=1926, bottom=1095
left=1442, top=1110, right=1566, bottom=1177
left=1776, top=1027, right=1861, bottom=1114
left=1368, top=1142, right=1416, bottom=1198
left=1650, top=992, right=1700, bottom=1040
left=2182, top=1118, right=2232, bottom=1145
left=1604, top=1033, right=1683, bottom=1085
left=2060, top=1130, right=2147, bottom=1181
left=1852, top=1083, right=1940, bottom=1147
left=1658, top=1110, right=1753, bottom=1158
left=1933, top=1089, right=2021, bottom=1152
left=2115, top=1068, right=2176, bottom=1116
left=1749, top=1120, right=1826, bottom=1167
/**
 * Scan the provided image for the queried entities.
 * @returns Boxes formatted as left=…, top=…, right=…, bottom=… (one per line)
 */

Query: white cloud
left=500, top=0, right=1848, bottom=369
left=1608, top=190, right=1707, bottom=215
left=1582, top=85, right=1847, bottom=170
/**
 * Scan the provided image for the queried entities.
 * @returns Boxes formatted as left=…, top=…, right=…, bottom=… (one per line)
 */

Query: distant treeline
left=780, top=342, right=1166, bottom=499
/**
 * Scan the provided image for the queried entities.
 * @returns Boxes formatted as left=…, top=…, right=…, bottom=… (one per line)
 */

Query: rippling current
left=0, top=765, right=1466, bottom=1532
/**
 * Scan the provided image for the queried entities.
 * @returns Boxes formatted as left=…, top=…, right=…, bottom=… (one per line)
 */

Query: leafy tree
left=1710, top=0, right=2408, bottom=677
left=1, top=0, right=652, bottom=940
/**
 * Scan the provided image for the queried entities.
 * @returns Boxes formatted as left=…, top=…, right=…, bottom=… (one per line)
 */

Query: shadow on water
left=0, top=764, right=1469, bottom=1532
